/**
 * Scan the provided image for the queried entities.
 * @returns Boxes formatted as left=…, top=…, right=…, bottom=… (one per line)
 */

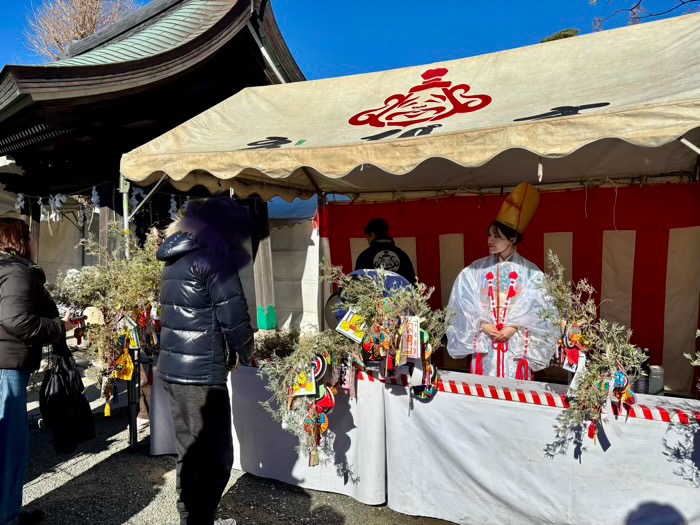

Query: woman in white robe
left=446, top=220, right=558, bottom=379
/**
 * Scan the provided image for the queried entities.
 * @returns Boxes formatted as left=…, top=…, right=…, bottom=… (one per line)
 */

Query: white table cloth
left=150, top=364, right=387, bottom=505
left=151, top=363, right=700, bottom=524
left=385, top=370, right=700, bottom=525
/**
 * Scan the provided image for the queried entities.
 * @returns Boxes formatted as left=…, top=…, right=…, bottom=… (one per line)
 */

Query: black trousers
left=164, top=382, right=233, bottom=525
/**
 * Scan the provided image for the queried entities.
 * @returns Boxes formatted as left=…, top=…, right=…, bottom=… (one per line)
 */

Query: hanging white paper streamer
left=88, top=187, right=100, bottom=230
left=38, top=198, right=47, bottom=222
left=130, top=188, right=145, bottom=209
left=14, top=193, right=24, bottom=212
left=601, top=363, right=624, bottom=439
left=77, top=205, right=85, bottom=227
left=91, top=186, right=100, bottom=209
left=567, top=353, right=587, bottom=395
left=50, top=194, right=67, bottom=223
left=49, top=195, right=57, bottom=222
left=169, top=195, right=178, bottom=221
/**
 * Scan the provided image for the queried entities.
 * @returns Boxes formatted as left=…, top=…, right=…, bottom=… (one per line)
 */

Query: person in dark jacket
left=354, top=218, right=416, bottom=284
left=0, top=218, right=72, bottom=525
left=157, top=197, right=253, bottom=525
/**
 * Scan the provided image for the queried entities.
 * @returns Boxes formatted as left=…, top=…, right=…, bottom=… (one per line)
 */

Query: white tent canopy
left=121, top=13, right=700, bottom=200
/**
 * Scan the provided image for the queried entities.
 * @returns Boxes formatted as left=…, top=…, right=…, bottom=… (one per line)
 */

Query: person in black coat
left=355, top=218, right=416, bottom=284
left=157, top=197, right=253, bottom=525
left=0, top=218, right=72, bottom=525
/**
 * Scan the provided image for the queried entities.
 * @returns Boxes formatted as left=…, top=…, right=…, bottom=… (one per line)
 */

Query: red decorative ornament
left=564, top=348, right=580, bottom=368
left=588, top=421, right=598, bottom=440
left=508, top=272, right=519, bottom=298
left=316, top=387, right=336, bottom=414
left=312, top=355, right=328, bottom=381
left=472, top=353, right=484, bottom=375
left=349, top=68, right=492, bottom=128
left=515, top=358, right=529, bottom=381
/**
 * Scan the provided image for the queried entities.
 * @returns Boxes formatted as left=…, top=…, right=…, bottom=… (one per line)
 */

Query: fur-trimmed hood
left=157, top=197, right=249, bottom=267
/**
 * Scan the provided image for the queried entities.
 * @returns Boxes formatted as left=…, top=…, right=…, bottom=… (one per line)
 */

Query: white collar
left=495, top=251, right=517, bottom=263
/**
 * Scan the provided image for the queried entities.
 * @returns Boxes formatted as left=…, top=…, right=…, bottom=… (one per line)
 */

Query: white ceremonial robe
left=446, top=253, right=558, bottom=378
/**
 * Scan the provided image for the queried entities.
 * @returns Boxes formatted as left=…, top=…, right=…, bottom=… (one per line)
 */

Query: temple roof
left=55, top=0, right=237, bottom=67
left=0, top=0, right=304, bottom=194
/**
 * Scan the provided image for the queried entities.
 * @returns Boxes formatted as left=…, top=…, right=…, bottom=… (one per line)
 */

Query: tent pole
left=247, top=8, right=281, bottom=321
left=680, top=137, right=700, bottom=156
left=119, top=173, right=139, bottom=450
left=301, top=167, right=323, bottom=198
left=128, top=174, right=167, bottom=222
left=119, top=174, right=130, bottom=258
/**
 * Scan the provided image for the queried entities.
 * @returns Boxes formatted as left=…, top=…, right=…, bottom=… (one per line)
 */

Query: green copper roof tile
left=51, top=0, right=235, bottom=67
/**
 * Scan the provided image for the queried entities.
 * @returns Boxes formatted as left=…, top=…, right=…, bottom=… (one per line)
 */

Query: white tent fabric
left=268, top=196, right=317, bottom=227
left=270, top=220, right=321, bottom=330
left=122, top=13, right=700, bottom=200
left=219, top=208, right=321, bottom=331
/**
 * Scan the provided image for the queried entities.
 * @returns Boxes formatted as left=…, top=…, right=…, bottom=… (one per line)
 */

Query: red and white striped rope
left=356, top=370, right=700, bottom=425
left=358, top=370, right=409, bottom=386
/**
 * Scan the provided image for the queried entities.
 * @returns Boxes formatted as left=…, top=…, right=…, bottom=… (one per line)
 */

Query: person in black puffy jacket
left=0, top=217, right=72, bottom=525
left=156, top=197, right=253, bottom=525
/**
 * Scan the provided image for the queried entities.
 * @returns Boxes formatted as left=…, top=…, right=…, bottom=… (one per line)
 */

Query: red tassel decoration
left=472, top=353, right=484, bottom=375
left=515, top=358, right=530, bottom=381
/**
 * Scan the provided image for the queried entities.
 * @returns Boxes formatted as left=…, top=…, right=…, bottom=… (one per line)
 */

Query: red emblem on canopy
left=349, top=68, right=492, bottom=128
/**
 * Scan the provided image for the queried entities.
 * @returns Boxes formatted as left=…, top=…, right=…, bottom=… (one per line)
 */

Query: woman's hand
left=62, top=309, right=75, bottom=332
left=481, top=323, right=500, bottom=339
left=494, top=326, right=518, bottom=343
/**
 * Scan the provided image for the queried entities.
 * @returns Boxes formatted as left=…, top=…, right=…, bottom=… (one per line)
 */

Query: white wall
left=0, top=187, right=82, bottom=283
left=37, top=219, right=83, bottom=283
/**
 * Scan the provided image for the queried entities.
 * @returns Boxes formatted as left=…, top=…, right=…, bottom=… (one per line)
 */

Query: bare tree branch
left=590, top=0, right=700, bottom=30
left=24, top=0, right=138, bottom=62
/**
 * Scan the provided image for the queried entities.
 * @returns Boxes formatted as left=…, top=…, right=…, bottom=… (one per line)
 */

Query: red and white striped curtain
left=320, top=183, right=700, bottom=394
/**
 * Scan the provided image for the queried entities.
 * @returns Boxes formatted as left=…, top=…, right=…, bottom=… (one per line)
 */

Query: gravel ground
left=22, top=411, right=453, bottom=525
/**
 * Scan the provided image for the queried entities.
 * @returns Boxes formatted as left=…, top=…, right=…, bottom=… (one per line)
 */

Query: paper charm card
left=336, top=310, right=366, bottom=343
left=291, top=367, right=316, bottom=397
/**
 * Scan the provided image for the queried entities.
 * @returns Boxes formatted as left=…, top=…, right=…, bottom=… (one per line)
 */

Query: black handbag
left=39, top=340, right=96, bottom=453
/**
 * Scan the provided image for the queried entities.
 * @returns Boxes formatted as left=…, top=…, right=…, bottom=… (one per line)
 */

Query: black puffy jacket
left=0, top=254, right=65, bottom=371
left=156, top=232, right=253, bottom=385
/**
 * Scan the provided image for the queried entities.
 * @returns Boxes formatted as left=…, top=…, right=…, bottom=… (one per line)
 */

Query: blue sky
left=0, top=1, right=692, bottom=77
